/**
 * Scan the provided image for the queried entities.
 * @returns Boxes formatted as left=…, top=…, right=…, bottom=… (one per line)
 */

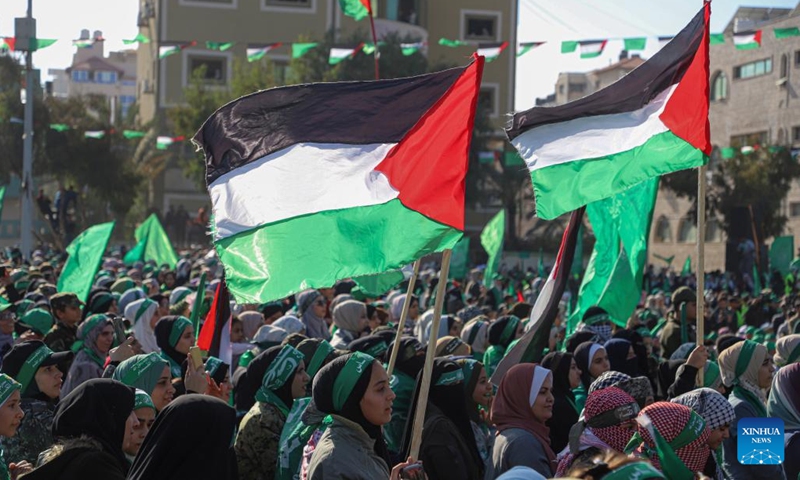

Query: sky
left=1, top=0, right=799, bottom=110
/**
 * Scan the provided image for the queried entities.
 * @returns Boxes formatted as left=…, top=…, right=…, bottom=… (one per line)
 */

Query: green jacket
left=384, top=371, right=415, bottom=454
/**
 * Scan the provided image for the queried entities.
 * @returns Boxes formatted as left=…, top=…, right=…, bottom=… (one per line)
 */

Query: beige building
left=134, top=0, right=516, bottom=227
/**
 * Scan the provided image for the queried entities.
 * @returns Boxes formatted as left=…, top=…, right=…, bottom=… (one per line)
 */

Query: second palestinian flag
left=195, top=58, right=484, bottom=303
left=507, top=4, right=711, bottom=220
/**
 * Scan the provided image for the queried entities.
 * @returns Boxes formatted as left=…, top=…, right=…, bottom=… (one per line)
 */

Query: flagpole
left=696, top=164, right=706, bottom=386
left=191, top=272, right=207, bottom=341
left=409, top=249, right=452, bottom=460
left=367, top=4, right=380, bottom=80
left=386, top=258, right=422, bottom=377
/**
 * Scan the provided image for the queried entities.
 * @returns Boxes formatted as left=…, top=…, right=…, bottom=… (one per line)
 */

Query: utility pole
left=16, top=0, right=35, bottom=260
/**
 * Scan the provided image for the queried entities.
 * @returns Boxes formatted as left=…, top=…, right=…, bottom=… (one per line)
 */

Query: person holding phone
left=235, top=345, right=309, bottom=480
left=307, top=352, right=421, bottom=480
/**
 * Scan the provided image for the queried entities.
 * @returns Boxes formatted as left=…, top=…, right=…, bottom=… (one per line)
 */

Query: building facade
left=134, top=0, right=516, bottom=230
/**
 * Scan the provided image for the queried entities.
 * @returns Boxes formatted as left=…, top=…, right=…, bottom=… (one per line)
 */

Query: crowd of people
left=0, top=241, right=799, bottom=480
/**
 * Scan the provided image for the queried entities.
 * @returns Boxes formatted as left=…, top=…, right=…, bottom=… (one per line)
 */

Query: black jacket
left=24, top=437, right=126, bottom=480
left=419, top=404, right=483, bottom=480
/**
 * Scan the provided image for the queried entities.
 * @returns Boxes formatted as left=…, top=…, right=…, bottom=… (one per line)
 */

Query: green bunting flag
left=623, top=37, right=647, bottom=51
left=439, top=38, right=470, bottom=47
left=339, top=0, right=372, bottom=21
left=123, top=130, right=146, bottom=139
left=561, top=40, right=579, bottom=53
left=73, top=37, right=103, bottom=49
left=449, top=236, right=470, bottom=280
left=362, top=42, right=385, bottom=55
left=721, top=147, right=736, bottom=159
left=401, top=42, right=425, bottom=56
left=733, top=30, right=761, bottom=50
left=682, top=256, right=692, bottom=275
left=517, top=42, right=544, bottom=57
left=329, top=46, right=361, bottom=65
left=123, top=33, right=150, bottom=45
left=206, top=41, right=235, bottom=51
left=291, top=42, right=318, bottom=59
left=352, top=269, right=405, bottom=297
left=58, top=222, right=115, bottom=302
left=709, top=33, right=725, bottom=45
left=478, top=151, right=496, bottom=164
left=0, top=186, right=5, bottom=223
left=159, top=42, right=195, bottom=59
left=1, top=38, right=15, bottom=51
left=774, top=27, right=800, bottom=39
left=125, top=214, right=179, bottom=268
left=50, top=124, right=69, bottom=132
left=84, top=130, right=105, bottom=139
left=481, top=210, right=506, bottom=288
left=770, top=236, right=794, bottom=276
left=569, top=178, right=658, bottom=331
left=31, top=39, right=57, bottom=51
left=653, top=253, right=675, bottom=265
left=156, top=136, right=185, bottom=150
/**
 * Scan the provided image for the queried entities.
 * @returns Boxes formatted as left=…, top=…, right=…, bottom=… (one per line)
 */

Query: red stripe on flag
left=659, top=2, right=711, bottom=155
left=360, top=0, right=372, bottom=13
left=754, top=29, right=763, bottom=46
left=197, top=282, right=220, bottom=351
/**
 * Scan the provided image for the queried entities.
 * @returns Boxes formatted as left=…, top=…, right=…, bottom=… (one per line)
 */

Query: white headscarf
left=126, top=298, right=160, bottom=354
left=273, top=315, right=305, bottom=335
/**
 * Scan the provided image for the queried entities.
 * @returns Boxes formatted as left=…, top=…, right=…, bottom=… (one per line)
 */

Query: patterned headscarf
left=767, top=362, right=800, bottom=430
left=774, top=334, right=800, bottom=367
left=589, top=371, right=630, bottom=393
left=672, top=388, right=735, bottom=431
left=635, top=402, right=710, bottom=477
left=583, top=387, right=638, bottom=453
left=461, top=316, right=489, bottom=354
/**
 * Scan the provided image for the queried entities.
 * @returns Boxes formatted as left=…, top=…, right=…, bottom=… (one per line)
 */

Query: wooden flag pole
left=386, top=259, right=422, bottom=378
left=696, top=164, right=706, bottom=386
left=409, top=249, right=452, bottom=460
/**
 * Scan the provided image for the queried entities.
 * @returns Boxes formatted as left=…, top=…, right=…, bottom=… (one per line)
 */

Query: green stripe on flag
left=449, top=236, right=470, bottom=280
left=481, top=210, right=505, bottom=288
left=215, top=198, right=461, bottom=304
left=50, top=124, right=69, bottom=132
left=206, top=41, right=235, bottom=51
left=57, top=222, right=115, bottom=302
left=439, top=38, right=468, bottom=47
left=623, top=37, right=647, bottom=51
left=32, top=39, right=57, bottom=51
left=709, top=33, right=725, bottom=45
left=353, top=270, right=405, bottom=297
left=721, top=147, right=736, bottom=159
left=775, top=27, right=800, bottom=39
left=123, top=130, right=146, bottom=139
left=339, top=0, right=370, bottom=21
left=123, top=33, right=150, bottom=45
left=530, top=130, right=705, bottom=221
left=292, top=43, right=318, bottom=59
left=561, top=41, right=578, bottom=53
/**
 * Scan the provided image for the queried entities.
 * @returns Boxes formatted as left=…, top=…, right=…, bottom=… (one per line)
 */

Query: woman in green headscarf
left=234, top=345, right=310, bottom=480
left=774, top=334, right=800, bottom=368
left=61, top=314, right=115, bottom=396
left=112, top=353, right=174, bottom=412
left=153, top=316, right=194, bottom=379
left=0, top=374, right=28, bottom=480
left=718, top=339, right=781, bottom=479
left=122, top=390, right=156, bottom=464
left=483, top=316, right=522, bottom=378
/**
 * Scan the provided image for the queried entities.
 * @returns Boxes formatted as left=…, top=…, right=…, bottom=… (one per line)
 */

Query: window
left=558, top=85, right=564, bottom=94
left=706, top=218, right=723, bottom=242
left=122, top=80, right=136, bottom=86
left=189, top=57, right=227, bottom=84
left=95, top=71, right=117, bottom=84
left=569, top=83, right=586, bottom=93
left=781, top=54, right=789, bottom=79
left=710, top=71, right=727, bottom=101
left=730, top=131, right=767, bottom=148
left=793, top=126, right=800, bottom=143
left=478, top=84, right=498, bottom=118
left=733, top=58, right=772, bottom=79
left=677, top=218, right=697, bottom=243
left=463, top=12, right=500, bottom=41
left=263, top=0, right=312, bottom=9
left=795, top=50, right=800, bottom=67
left=791, top=202, right=800, bottom=217
left=273, top=61, right=290, bottom=85
left=71, top=70, right=89, bottom=83
left=120, top=95, right=136, bottom=118
left=654, top=216, right=671, bottom=243
left=179, top=0, right=236, bottom=7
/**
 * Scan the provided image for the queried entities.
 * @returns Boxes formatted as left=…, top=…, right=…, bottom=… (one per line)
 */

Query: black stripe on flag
left=195, top=64, right=468, bottom=185
left=490, top=206, right=586, bottom=386
left=506, top=6, right=705, bottom=140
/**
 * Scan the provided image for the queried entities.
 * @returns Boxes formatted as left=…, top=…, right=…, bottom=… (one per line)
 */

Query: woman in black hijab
left=127, top=395, right=237, bottom=480
left=384, top=337, right=425, bottom=455
left=154, top=316, right=194, bottom=379
left=399, top=358, right=484, bottom=480
left=24, top=378, right=135, bottom=480
left=541, top=351, right=581, bottom=453
left=307, top=352, right=398, bottom=479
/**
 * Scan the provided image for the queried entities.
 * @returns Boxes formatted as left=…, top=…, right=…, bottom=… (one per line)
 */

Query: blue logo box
left=737, top=417, right=784, bottom=465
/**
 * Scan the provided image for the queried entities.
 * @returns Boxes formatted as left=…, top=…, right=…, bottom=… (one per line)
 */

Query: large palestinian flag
left=194, top=57, right=484, bottom=303
left=507, top=4, right=710, bottom=220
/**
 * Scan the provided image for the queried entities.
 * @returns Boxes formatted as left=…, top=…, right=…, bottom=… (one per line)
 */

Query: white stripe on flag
left=477, top=47, right=502, bottom=58
left=511, top=84, right=676, bottom=172
left=330, top=48, right=355, bottom=60
left=208, top=142, right=400, bottom=239
left=733, top=32, right=758, bottom=46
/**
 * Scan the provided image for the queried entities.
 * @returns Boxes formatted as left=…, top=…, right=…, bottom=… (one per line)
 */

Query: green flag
left=353, top=270, right=405, bottom=297
left=709, top=33, right=725, bottom=45
left=682, top=256, right=692, bottom=275
left=653, top=253, right=674, bottom=265
left=538, top=248, right=546, bottom=278
left=31, top=39, right=57, bottom=51
left=770, top=236, right=794, bottom=276
left=569, top=178, right=658, bottom=332
left=561, top=41, right=578, bottom=53
left=123, top=238, right=146, bottom=266
left=57, top=222, right=115, bottom=302
left=128, top=214, right=179, bottom=268
left=571, top=223, right=584, bottom=277
left=774, top=27, right=800, bottom=39
left=0, top=186, right=5, bottom=223
left=597, top=249, right=639, bottom=326
left=206, top=41, right=235, bottom=51
left=50, top=124, right=70, bottom=132
left=123, top=33, right=150, bottom=45
left=123, top=130, right=146, bottom=139
left=449, top=236, right=470, bottom=280
left=439, top=38, right=469, bottom=47
left=291, top=43, right=318, bottom=58
left=623, top=37, right=647, bottom=50
left=721, top=147, right=736, bottom=159
left=481, top=210, right=505, bottom=288
left=753, top=264, right=762, bottom=295
left=339, top=0, right=371, bottom=21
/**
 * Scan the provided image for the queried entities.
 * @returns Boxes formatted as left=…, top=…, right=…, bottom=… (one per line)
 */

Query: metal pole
left=696, top=165, right=706, bottom=386
left=20, top=0, right=35, bottom=261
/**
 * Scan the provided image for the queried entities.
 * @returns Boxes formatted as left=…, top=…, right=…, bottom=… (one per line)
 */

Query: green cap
left=20, top=308, right=54, bottom=335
